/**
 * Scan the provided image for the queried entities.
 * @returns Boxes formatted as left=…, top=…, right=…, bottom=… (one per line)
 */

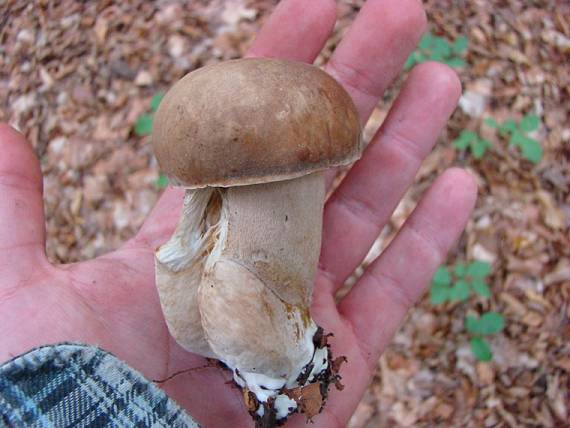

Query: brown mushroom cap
left=153, top=58, right=362, bottom=188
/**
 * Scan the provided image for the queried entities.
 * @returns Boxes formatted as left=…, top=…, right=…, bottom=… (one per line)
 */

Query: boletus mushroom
left=152, top=58, right=362, bottom=426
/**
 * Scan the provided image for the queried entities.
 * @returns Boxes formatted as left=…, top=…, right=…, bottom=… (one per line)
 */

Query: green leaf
left=450, top=280, right=470, bottom=301
left=470, top=337, right=492, bottom=361
left=466, top=261, right=491, bottom=279
left=465, top=315, right=479, bottom=333
left=404, top=54, right=416, bottom=70
left=520, top=138, right=543, bottom=163
left=419, top=33, right=434, bottom=50
left=150, top=93, right=164, bottom=112
left=510, top=130, right=526, bottom=147
left=480, top=138, right=492, bottom=153
left=510, top=132, right=543, bottom=163
left=484, top=117, right=499, bottom=128
left=465, top=315, right=481, bottom=336
left=452, top=36, right=469, bottom=54
left=453, top=130, right=476, bottom=150
left=432, top=37, right=451, bottom=57
left=499, top=119, right=517, bottom=136
left=471, top=279, right=491, bottom=298
left=471, top=138, right=488, bottom=159
left=454, top=262, right=466, bottom=278
left=154, top=173, right=169, bottom=189
left=430, top=281, right=449, bottom=305
left=444, top=57, right=467, bottom=68
left=453, top=137, right=469, bottom=150
left=462, top=130, right=477, bottom=142
left=520, top=113, right=540, bottom=132
left=414, top=51, right=428, bottom=64
left=430, top=51, right=445, bottom=62
left=466, top=261, right=491, bottom=278
left=465, top=313, right=502, bottom=335
left=432, top=266, right=451, bottom=286
left=478, top=312, right=505, bottom=335
left=134, top=114, right=154, bottom=136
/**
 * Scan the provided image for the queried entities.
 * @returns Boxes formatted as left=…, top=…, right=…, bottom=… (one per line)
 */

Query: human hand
left=0, top=0, right=476, bottom=426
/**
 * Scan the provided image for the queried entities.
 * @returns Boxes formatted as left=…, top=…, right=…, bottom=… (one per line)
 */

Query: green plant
left=465, top=312, right=505, bottom=361
left=405, top=32, right=468, bottom=70
left=430, top=260, right=492, bottom=304
left=134, top=94, right=169, bottom=189
left=484, top=113, right=542, bottom=164
left=430, top=260, right=504, bottom=361
left=134, top=93, right=164, bottom=136
left=154, top=172, right=169, bottom=189
left=453, top=130, right=491, bottom=159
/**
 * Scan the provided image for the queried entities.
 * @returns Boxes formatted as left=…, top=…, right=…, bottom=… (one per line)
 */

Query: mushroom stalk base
left=239, top=326, right=346, bottom=427
left=155, top=172, right=346, bottom=425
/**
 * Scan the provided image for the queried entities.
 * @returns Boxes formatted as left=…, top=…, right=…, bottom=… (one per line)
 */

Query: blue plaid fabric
left=0, top=344, right=200, bottom=427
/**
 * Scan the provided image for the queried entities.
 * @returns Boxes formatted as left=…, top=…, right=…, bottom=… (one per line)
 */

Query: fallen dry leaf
left=285, top=383, right=323, bottom=419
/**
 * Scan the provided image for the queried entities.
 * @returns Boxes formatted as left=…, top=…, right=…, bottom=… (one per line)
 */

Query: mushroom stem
left=156, top=172, right=332, bottom=420
left=200, top=171, right=325, bottom=377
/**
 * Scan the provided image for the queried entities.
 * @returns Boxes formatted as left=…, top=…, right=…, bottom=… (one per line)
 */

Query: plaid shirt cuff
left=0, top=343, right=200, bottom=427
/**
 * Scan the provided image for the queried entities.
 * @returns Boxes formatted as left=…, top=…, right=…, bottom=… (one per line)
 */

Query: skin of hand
left=0, top=0, right=477, bottom=426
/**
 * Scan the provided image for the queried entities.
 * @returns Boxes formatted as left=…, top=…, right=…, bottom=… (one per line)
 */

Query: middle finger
left=323, top=0, right=427, bottom=187
left=318, top=62, right=462, bottom=293
left=325, top=0, right=427, bottom=123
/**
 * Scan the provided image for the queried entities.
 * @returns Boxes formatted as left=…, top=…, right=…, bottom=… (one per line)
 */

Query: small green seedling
left=405, top=32, right=468, bottom=70
left=453, top=130, right=491, bottom=159
left=134, top=94, right=169, bottom=189
left=134, top=93, right=164, bottom=136
left=430, top=261, right=504, bottom=361
left=484, top=113, right=542, bottom=163
left=154, top=173, right=169, bottom=189
left=430, top=260, right=492, bottom=304
left=465, top=312, right=505, bottom=361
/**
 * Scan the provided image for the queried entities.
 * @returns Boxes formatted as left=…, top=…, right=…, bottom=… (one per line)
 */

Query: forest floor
left=1, top=1, right=568, bottom=427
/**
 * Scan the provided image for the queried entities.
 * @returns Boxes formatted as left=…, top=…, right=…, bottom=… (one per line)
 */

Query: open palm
left=0, top=1, right=477, bottom=427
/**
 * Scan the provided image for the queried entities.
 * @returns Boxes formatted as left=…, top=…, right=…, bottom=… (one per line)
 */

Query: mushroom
left=152, top=58, right=361, bottom=425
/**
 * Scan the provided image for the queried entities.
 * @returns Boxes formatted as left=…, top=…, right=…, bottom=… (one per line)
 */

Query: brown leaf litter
left=1, top=0, right=568, bottom=427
